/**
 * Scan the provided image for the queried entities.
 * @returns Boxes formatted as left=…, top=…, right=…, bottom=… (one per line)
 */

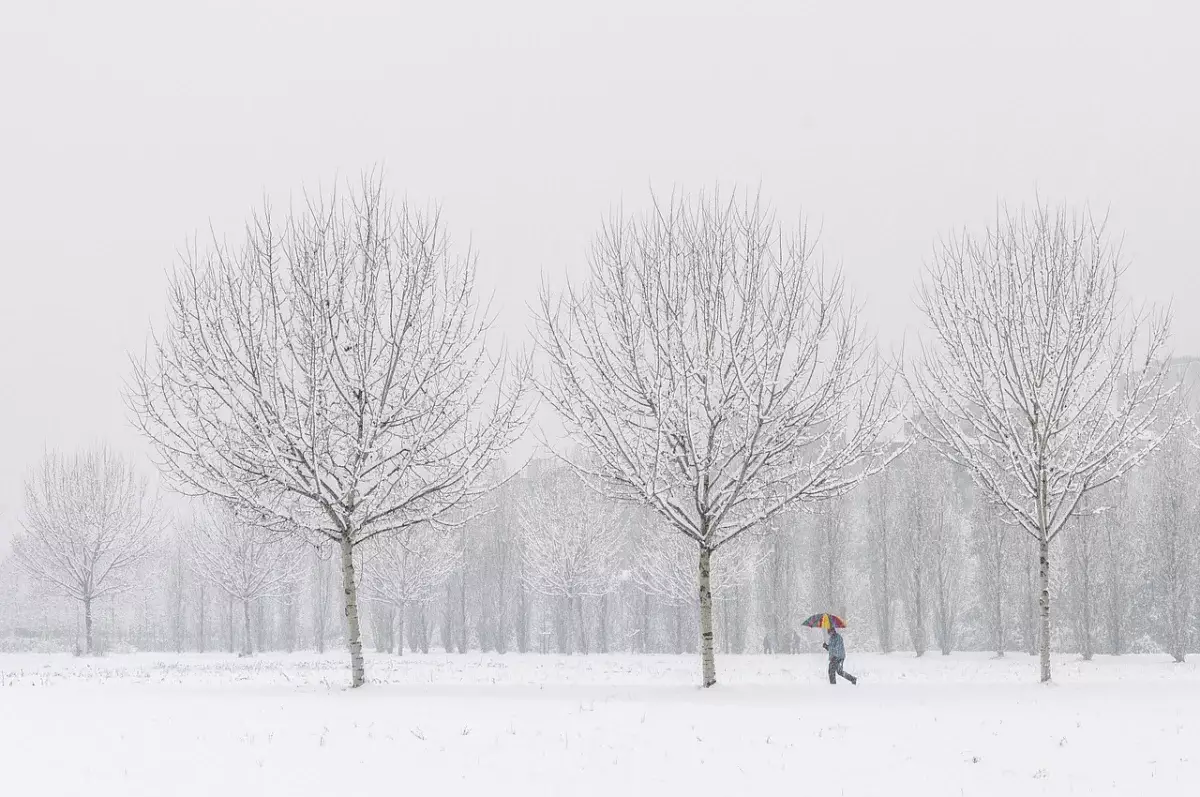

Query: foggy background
left=2, top=0, right=1198, bottom=556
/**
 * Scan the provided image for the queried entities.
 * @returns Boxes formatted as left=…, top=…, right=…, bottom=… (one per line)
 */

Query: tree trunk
left=698, top=547, right=716, bottom=688
left=880, top=553, right=893, bottom=654
left=198, top=585, right=207, bottom=652
left=1025, top=548, right=1038, bottom=656
left=83, top=596, right=94, bottom=655
left=732, top=587, right=747, bottom=653
left=242, top=598, right=253, bottom=656
left=395, top=602, right=405, bottom=656
left=283, top=591, right=296, bottom=653
left=989, top=525, right=1005, bottom=657
left=1080, top=562, right=1094, bottom=661
left=994, top=572, right=1005, bottom=658
left=227, top=596, right=235, bottom=653
left=912, top=575, right=926, bottom=657
left=339, top=535, right=366, bottom=688
left=1038, top=536, right=1052, bottom=683
left=419, top=604, right=432, bottom=653
left=575, top=595, right=588, bottom=654
left=458, top=568, right=468, bottom=654
left=598, top=593, right=609, bottom=654
left=255, top=599, right=266, bottom=653
left=770, top=537, right=783, bottom=655
left=495, top=545, right=509, bottom=654
left=1104, top=523, right=1124, bottom=656
left=556, top=596, right=569, bottom=654
left=373, top=603, right=393, bottom=654
left=640, top=592, right=652, bottom=653
left=516, top=586, right=529, bottom=654
left=443, top=582, right=455, bottom=653
left=720, top=593, right=731, bottom=655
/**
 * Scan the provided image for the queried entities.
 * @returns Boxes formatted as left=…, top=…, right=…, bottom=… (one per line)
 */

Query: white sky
left=2, top=0, right=1198, bottom=553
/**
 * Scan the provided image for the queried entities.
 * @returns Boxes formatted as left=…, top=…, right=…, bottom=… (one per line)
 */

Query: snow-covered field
left=3, top=651, right=1197, bottom=796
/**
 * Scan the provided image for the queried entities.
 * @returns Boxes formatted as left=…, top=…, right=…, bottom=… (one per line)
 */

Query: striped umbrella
left=800, top=613, right=847, bottom=630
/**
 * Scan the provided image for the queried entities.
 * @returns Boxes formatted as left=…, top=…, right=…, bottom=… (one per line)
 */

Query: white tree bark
left=129, top=174, right=530, bottom=687
left=910, top=202, right=1180, bottom=682
left=697, top=547, right=716, bottom=687
left=537, top=190, right=896, bottom=686
left=339, top=534, right=365, bottom=684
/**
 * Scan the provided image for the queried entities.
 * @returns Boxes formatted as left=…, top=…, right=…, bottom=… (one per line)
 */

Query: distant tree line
left=0, top=177, right=1193, bottom=688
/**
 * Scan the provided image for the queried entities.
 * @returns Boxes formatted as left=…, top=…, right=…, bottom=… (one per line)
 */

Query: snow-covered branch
left=537, top=189, right=897, bottom=685
left=128, top=173, right=532, bottom=685
left=909, top=202, right=1181, bottom=681
left=184, top=500, right=306, bottom=655
left=13, top=446, right=163, bottom=654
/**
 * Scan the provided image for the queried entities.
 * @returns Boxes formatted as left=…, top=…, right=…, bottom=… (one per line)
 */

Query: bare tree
left=13, top=447, right=161, bottom=654
left=630, top=521, right=761, bottom=655
left=184, top=501, right=306, bottom=656
left=759, top=518, right=801, bottom=654
left=517, top=465, right=625, bottom=654
left=360, top=524, right=462, bottom=655
left=1066, top=494, right=1101, bottom=660
left=928, top=479, right=968, bottom=655
left=895, top=445, right=937, bottom=656
left=537, top=190, right=895, bottom=686
left=309, top=546, right=336, bottom=653
left=1098, top=479, right=1134, bottom=655
left=910, top=203, right=1178, bottom=682
left=129, top=175, right=530, bottom=686
left=1145, top=432, right=1198, bottom=662
left=971, top=497, right=1011, bottom=657
left=863, top=466, right=899, bottom=653
left=809, top=501, right=850, bottom=626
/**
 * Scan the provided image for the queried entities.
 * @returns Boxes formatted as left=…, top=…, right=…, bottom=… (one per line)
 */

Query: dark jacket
left=826, top=630, right=845, bottom=659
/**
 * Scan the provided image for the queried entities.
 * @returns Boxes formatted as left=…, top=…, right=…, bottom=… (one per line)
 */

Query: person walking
left=823, top=626, right=858, bottom=685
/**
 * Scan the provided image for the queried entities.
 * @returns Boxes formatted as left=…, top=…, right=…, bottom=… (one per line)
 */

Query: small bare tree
left=1146, top=431, right=1198, bottom=662
left=1098, top=479, right=1134, bottom=655
left=910, top=203, right=1178, bottom=682
left=928, top=483, right=968, bottom=656
left=13, top=447, right=162, bottom=654
left=631, top=521, right=761, bottom=655
left=310, top=547, right=336, bottom=653
left=129, top=175, right=530, bottom=686
left=863, top=466, right=899, bottom=653
left=1066, top=494, right=1101, bottom=660
left=538, top=190, right=895, bottom=687
left=516, top=465, right=625, bottom=654
left=360, top=524, right=462, bottom=655
left=895, top=445, right=938, bottom=656
left=185, top=501, right=306, bottom=656
left=971, top=497, right=1011, bottom=657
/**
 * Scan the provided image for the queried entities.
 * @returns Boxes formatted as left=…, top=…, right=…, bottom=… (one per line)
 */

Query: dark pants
left=828, top=657, right=856, bottom=685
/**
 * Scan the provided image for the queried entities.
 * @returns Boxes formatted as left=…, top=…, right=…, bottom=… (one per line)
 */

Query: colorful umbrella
left=800, top=613, right=847, bottom=630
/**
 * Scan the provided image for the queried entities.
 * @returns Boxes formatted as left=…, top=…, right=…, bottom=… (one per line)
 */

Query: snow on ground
left=3, top=651, right=1197, bottom=796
